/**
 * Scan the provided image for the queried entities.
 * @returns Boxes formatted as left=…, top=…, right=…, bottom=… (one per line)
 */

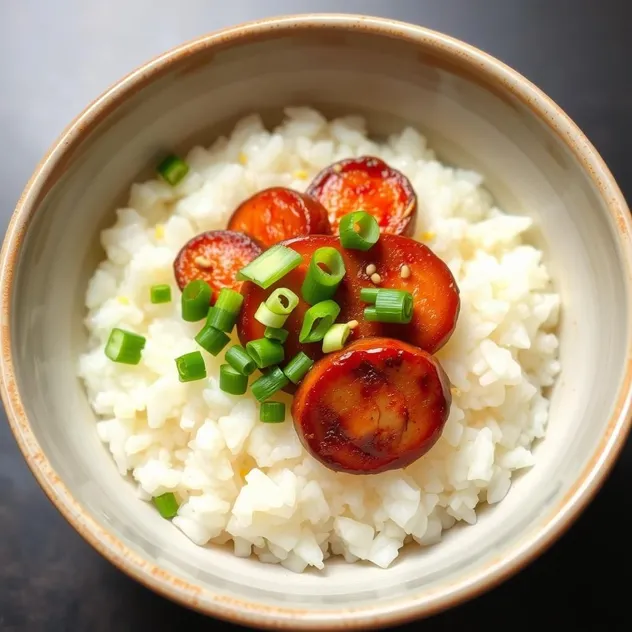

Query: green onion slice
left=251, top=367, right=289, bottom=402
left=283, top=351, right=314, bottom=384
left=195, top=325, right=230, bottom=356
left=265, top=287, right=299, bottom=315
left=260, top=401, right=286, bottom=423
left=322, top=323, right=352, bottom=353
left=225, top=345, right=256, bottom=376
left=205, top=288, right=243, bottom=332
left=359, top=287, right=379, bottom=304
left=255, top=302, right=288, bottom=328
left=150, top=284, right=172, bottom=304
left=181, top=279, right=211, bottom=322
left=298, top=300, right=341, bottom=343
left=175, top=351, right=207, bottom=382
left=374, top=289, right=414, bottom=324
left=246, top=338, right=285, bottom=369
left=105, top=328, right=146, bottom=365
left=339, top=210, right=380, bottom=251
left=157, top=155, right=189, bottom=186
left=264, top=326, right=289, bottom=343
left=153, top=492, right=179, bottom=519
left=219, top=364, right=248, bottom=395
left=237, top=245, right=302, bottom=289
left=301, top=247, right=346, bottom=305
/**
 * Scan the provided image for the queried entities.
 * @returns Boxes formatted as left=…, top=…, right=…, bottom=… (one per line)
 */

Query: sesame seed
left=366, top=263, right=377, bottom=276
left=400, top=264, right=411, bottom=279
left=370, top=273, right=382, bottom=284
left=238, top=152, right=248, bottom=165
left=293, top=169, right=309, bottom=180
left=195, top=255, right=212, bottom=268
left=347, top=319, right=359, bottom=330
left=421, top=231, right=436, bottom=241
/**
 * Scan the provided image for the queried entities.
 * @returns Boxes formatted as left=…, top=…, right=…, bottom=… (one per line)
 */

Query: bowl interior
left=6, top=20, right=631, bottom=625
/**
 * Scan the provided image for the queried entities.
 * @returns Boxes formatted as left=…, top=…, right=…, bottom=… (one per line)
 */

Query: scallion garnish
left=283, top=351, right=314, bottom=384
left=157, top=154, right=189, bottom=186
left=246, top=338, right=285, bottom=369
left=260, top=401, right=286, bottom=423
left=264, top=326, right=289, bottom=344
left=265, top=287, right=299, bottom=316
left=219, top=364, right=248, bottom=395
left=205, top=288, right=243, bottom=332
left=255, top=302, right=288, bottom=328
left=301, top=247, right=346, bottom=305
left=339, top=210, right=380, bottom=251
left=237, top=244, right=302, bottom=289
left=359, top=287, right=379, bottom=303
left=181, top=279, right=211, bottom=322
left=195, top=325, right=230, bottom=356
left=150, top=284, right=172, bottom=304
left=298, top=300, right=341, bottom=343
left=322, top=322, right=352, bottom=353
left=153, top=492, right=179, bottom=519
left=105, top=328, right=146, bottom=365
left=364, top=289, right=413, bottom=324
left=175, top=350, right=207, bottom=382
left=225, top=345, right=256, bottom=376
left=251, top=367, right=289, bottom=402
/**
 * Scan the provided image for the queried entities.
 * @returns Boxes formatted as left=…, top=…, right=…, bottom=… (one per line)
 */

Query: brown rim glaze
left=1, top=14, right=631, bottom=631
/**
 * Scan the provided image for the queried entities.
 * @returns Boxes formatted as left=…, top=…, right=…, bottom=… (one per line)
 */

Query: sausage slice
left=292, top=337, right=451, bottom=474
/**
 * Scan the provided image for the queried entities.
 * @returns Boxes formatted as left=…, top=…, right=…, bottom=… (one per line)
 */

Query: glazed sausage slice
left=306, top=156, right=417, bottom=235
left=292, top=338, right=451, bottom=474
left=237, top=234, right=460, bottom=373
left=228, top=187, right=331, bottom=248
left=174, top=230, right=262, bottom=302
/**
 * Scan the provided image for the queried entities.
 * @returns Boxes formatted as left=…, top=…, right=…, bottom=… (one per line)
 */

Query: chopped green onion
left=260, top=401, right=286, bottom=423
left=175, top=351, right=207, bottom=382
left=246, top=338, right=285, bottom=369
left=205, top=288, right=243, bottom=332
left=301, top=247, right=346, bottom=305
left=364, top=306, right=379, bottom=321
left=360, top=287, right=379, bottom=303
left=150, top=284, right=172, bottom=304
left=251, top=367, right=289, bottom=402
left=219, top=364, right=248, bottom=395
left=105, top=328, right=146, bottom=365
left=153, top=492, right=179, bottom=519
left=237, top=244, right=302, bottom=289
left=157, top=154, right=189, bottom=186
left=255, top=302, right=287, bottom=328
left=266, top=287, right=299, bottom=315
left=225, top=345, right=256, bottom=376
left=195, top=325, right=230, bottom=355
left=322, top=323, right=352, bottom=353
left=264, top=326, right=289, bottom=343
left=373, top=289, right=414, bottom=324
left=339, top=210, right=380, bottom=251
left=181, top=280, right=211, bottom=322
left=299, top=300, right=341, bottom=343
left=283, top=351, right=314, bottom=384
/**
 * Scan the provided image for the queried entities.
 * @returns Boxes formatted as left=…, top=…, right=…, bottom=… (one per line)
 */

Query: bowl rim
left=2, top=12, right=632, bottom=630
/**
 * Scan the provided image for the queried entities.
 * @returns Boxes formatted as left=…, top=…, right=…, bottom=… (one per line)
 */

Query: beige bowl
left=2, top=13, right=631, bottom=630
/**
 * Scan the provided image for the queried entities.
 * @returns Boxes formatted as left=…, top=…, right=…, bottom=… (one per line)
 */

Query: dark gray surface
left=1, top=1, right=631, bottom=630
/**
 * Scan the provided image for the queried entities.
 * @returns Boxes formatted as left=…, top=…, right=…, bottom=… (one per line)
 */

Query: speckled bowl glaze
left=1, top=14, right=631, bottom=630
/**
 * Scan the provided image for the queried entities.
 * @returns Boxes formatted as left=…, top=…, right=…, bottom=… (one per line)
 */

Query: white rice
left=78, top=107, right=561, bottom=572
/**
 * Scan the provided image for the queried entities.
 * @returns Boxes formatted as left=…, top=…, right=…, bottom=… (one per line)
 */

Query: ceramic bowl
left=2, top=14, right=631, bottom=630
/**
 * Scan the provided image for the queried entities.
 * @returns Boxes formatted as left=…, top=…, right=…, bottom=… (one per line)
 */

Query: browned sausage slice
left=292, top=337, right=451, bottom=474
left=306, top=156, right=417, bottom=235
left=228, top=187, right=331, bottom=248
